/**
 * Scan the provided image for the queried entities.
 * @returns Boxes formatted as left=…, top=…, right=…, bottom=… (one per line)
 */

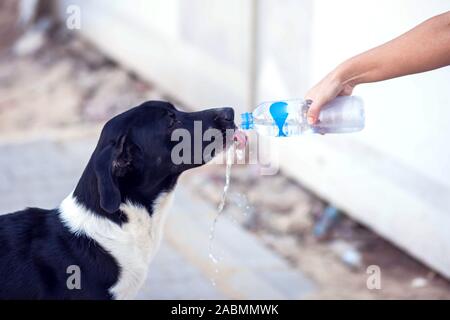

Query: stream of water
left=207, top=145, right=234, bottom=285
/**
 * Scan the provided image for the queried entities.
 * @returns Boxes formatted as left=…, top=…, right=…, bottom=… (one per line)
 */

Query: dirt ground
left=1, top=25, right=449, bottom=299
left=185, top=165, right=450, bottom=299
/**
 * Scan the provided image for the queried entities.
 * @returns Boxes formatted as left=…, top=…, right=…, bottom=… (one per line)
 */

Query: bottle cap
left=240, top=112, right=254, bottom=130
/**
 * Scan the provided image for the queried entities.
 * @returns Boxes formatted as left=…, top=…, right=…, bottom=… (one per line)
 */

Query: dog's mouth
left=233, top=129, right=247, bottom=150
left=219, top=121, right=247, bottom=151
left=220, top=125, right=236, bottom=148
left=185, top=107, right=243, bottom=163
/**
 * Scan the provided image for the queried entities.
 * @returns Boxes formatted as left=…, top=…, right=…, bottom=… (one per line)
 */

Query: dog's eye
left=167, top=112, right=178, bottom=128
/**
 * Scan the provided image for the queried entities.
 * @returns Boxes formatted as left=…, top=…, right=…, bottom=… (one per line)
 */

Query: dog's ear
left=94, top=134, right=134, bottom=213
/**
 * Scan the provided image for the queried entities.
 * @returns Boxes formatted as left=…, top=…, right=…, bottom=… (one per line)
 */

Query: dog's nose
left=214, top=107, right=234, bottom=122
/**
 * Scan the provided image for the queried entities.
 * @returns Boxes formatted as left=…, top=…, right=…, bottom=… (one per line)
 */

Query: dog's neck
left=73, top=158, right=179, bottom=225
left=59, top=183, right=176, bottom=300
left=62, top=157, right=180, bottom=299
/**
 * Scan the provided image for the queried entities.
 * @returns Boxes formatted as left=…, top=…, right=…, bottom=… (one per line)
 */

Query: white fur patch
left=59, top=192, right=174, bottom=300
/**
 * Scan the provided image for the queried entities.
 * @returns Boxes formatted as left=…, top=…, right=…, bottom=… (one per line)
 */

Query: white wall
left=255, top=0, right=450, bottom=277
left=58, top=0, right=254, bottom=114
left=256, top=0, right=450, bottom=188
left=309, top=0, right=450, bottom=188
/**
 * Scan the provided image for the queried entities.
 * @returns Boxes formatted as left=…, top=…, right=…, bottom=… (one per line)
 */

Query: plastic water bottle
left=240, top=96, right=364, bottom=137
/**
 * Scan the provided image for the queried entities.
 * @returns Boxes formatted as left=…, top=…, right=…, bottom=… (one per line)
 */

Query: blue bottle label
left=269, top=101, right=289, bottom=137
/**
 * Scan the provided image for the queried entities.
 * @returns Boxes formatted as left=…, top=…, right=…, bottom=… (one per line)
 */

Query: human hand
left=305, top=11, right=450, bottom=125
left=305, top=69, right=356, bottom=125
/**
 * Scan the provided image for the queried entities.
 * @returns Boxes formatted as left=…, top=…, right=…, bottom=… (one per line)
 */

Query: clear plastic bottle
left=240, top=96, right=365, bottom=137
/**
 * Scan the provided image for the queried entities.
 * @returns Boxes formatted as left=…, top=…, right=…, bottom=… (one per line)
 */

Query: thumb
left=306, top=99, right=323, bottom=125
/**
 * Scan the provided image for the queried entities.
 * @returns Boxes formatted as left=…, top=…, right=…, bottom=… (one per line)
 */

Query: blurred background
left=0, top=0, right=449, bottom=299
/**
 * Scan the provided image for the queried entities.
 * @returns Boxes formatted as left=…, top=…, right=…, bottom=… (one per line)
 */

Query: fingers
left=305, top=82, right=333, bottom=125
left=305, top=71, right=348, bottom=124
left=306, top=99, right=323, bottom=125
left=306, top=85, right=351, bottom=124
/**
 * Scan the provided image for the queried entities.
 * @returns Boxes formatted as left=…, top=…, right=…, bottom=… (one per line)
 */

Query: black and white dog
left=0, top=101, right=236, bottom=299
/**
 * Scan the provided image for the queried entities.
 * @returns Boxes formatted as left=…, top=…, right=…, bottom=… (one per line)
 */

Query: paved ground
left=0, top=133, right=316, bottom=299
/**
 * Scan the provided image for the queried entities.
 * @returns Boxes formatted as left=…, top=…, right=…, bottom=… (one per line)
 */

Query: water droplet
left=209, top=253, right=219, bottom=264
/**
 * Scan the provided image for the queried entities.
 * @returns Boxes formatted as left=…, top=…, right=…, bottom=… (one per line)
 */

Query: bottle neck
left=240, top=112, right=254, bottom=130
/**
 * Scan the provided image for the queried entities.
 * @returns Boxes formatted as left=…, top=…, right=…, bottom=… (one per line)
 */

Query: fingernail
left=307, top=116, right=315, bottom=125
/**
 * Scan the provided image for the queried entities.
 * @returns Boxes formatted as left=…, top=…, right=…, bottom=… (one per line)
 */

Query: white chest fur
left=59, top=192, right=174, bottom=299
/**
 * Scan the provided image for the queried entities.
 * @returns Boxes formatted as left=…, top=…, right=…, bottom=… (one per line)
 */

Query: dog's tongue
left=233, top=129, right=247, bottom=150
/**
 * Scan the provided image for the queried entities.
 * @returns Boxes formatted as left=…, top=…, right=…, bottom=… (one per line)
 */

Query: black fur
left=0, top=101, right=235, bottom=299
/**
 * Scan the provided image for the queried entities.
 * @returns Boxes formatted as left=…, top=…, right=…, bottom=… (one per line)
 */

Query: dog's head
left=91, top=101, right=236, bottom=213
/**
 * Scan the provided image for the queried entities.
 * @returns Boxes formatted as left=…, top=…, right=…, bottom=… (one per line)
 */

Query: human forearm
left=335, top=11, right=450, bottom=87
left=306, top=11, right=450, bottom=124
